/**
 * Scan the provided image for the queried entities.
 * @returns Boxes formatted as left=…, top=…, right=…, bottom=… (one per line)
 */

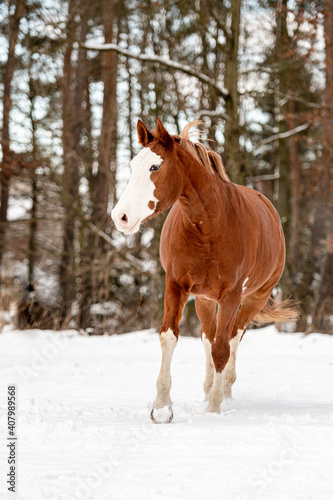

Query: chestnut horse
left=112, top=118, right=296, bottom=423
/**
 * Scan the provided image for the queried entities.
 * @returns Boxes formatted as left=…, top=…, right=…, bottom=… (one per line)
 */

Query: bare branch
left=211, top=7, right=231, bottom=43
left=247, top=173, right=280, bottom=182
left=88, top=220, right=115, bottom=247
left=242, top=89, right=321, bottom=109
left=195, top=109, right=232, bottom=122
left=239, top=66, right=274, bottom=75
left=82, top=42, right=228, bottom=99
left=216, top=40, right=228, bottom=54
left=88, top=221, right=153, bottom=274
left=254, top=122, right=310, bottom=150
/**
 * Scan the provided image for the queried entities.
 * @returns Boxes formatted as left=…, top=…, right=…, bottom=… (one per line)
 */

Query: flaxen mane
left=174, top=121, right=230, bottom=183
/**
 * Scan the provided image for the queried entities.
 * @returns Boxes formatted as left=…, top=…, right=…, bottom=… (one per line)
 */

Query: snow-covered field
left=0, top=326, right=332, bottom=500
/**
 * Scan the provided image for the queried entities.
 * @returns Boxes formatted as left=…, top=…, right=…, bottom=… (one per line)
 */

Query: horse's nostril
left=121, top=213, right=128, bottom=223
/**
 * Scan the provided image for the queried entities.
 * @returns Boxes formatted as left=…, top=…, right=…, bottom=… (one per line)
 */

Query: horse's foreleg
left=151, top=329, right=177, bottom=423
left=151, top=280, right=188, bottom=423
left=222, top=328, right=243, bottom=399
left=195, top=297, right=216, bottom=400
left=202, top=334, right=214, bottom=400
left=207, top=290, right=241, bottom=414
left=222, top=280, right=278, bottom=399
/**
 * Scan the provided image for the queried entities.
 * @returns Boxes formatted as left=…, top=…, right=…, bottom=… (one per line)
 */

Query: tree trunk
left=297, top=0, right=333, bottom=333
left=91, top=0, right=117, bottom=229
left=59, top=0, right=76, bottom=323
left=273, top=0, right=293, bottom=299
left=0, top=0, right=25, bottom=269
left=276, top=0, right=291, bottom=250
left=27, top=59, right=38, bottom=285
left=313, top=0, right=333, bottom=332
left=28, top=177, right=37, bottom=285
left=60, top=0, right=90, bottom=324
left=78, top=0, right=117, bottom=329
left=224, top=0, right=242, bottom=183
left=288, top=100, right=300, bottom=275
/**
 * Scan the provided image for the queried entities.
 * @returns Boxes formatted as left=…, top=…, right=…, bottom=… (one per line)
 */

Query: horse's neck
left=178, top=150, right=224, bottom=235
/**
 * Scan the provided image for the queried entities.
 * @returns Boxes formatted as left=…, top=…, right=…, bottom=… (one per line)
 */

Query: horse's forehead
left=130, top=147, right=163, bottom=169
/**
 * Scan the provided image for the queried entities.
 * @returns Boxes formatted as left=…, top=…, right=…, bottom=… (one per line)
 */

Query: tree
left=0, top=0, right=25, bottom=268
left=78, top=0, right=118, bottom=328
left=310, top=0, right=333, bottom=332
left=83, top=0, right=244, bottom=182
left=0, top=0, right=331, bottom=335
left=59, top=0, right=91, bottom=323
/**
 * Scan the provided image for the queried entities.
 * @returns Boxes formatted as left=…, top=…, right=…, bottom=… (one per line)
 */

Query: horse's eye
left=149, top=164, right=160, bottom=172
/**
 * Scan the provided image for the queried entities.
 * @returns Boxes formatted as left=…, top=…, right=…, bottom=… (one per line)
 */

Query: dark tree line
left=0, top=0, right=332, bottom=334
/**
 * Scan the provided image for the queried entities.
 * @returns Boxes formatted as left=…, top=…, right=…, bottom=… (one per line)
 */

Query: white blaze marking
left=111, top=147, right=162, bottom=233
left=242, top=277, right=249, bottom=293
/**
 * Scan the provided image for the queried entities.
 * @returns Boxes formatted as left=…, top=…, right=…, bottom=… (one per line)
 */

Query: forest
left=0, top=0, right=332, bottom=335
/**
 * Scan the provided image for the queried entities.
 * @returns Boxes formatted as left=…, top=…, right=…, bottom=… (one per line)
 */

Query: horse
left=111, top=117, right=297, bottom=423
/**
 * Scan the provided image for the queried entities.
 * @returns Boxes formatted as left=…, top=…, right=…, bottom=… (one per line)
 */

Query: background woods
left=0, top=0, right=332, bottom=334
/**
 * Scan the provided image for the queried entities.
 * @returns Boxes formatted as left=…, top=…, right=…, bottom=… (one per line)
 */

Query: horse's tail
left=253, top=296, right=300, bottom=325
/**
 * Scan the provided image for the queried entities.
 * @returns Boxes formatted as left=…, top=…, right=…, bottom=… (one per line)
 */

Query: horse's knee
left=211, top=339, right=230, bottom=373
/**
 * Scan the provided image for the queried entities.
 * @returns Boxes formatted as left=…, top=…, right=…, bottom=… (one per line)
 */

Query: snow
left=0, top=326, right=332, bottom=500
left=7, top=197, right=32, bottom=222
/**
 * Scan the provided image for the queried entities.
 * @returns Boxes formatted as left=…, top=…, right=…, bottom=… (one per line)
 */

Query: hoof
left=206, top=403, right=221, bottom=414
left=223, top=388, right=232, bottom=400
left=150, top=406, right=173, bottom=424
left=204, top=391, right=211, bottom=402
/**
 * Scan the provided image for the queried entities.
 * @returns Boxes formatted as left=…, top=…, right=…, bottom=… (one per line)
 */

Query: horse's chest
left=164, top=239, right=228, bottom=296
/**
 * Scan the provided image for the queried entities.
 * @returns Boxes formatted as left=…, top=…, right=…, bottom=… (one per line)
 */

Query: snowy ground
left=0, top=326, right=332, bottom=500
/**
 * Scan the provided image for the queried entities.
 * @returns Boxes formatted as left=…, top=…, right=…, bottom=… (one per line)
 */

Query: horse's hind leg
left=222, top=328, right=243, bottom=399
left=195, top=297, right=216, bottom=400
left=208, top=289, right=242, bottom=413
left=223, top=279, right=279, bottom=399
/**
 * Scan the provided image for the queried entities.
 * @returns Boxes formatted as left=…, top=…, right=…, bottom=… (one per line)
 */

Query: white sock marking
left=154, top=329, right=177, bottom=409
left=202, top=333, right=214, bottom=399
left=222, top=328, right=243, bottom=398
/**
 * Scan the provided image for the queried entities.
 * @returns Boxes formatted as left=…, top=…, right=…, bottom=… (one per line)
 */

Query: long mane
left=173, top=121, right=230, bottom=183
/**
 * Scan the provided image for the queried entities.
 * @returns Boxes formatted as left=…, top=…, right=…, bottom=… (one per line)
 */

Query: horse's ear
left=137, top=120, right=154, bottom=146
left=156, top=117, right=173, bottom=148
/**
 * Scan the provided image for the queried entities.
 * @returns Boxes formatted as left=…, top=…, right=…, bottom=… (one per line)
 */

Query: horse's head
left=111, top=118, right=181, bottom=234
